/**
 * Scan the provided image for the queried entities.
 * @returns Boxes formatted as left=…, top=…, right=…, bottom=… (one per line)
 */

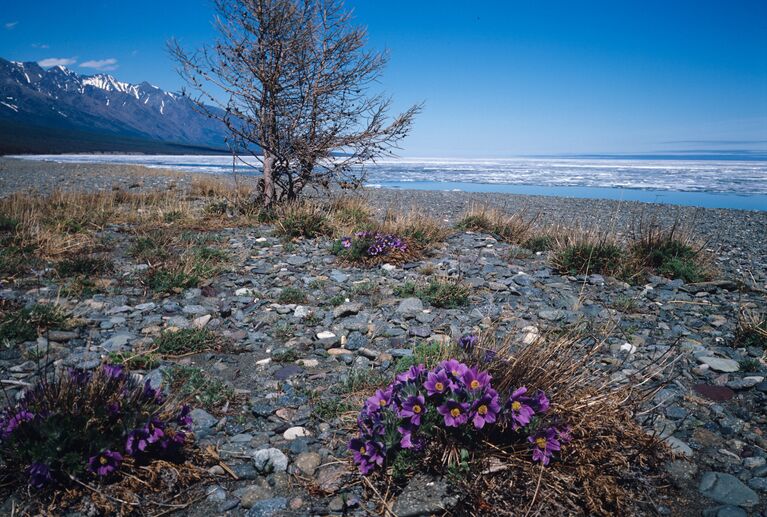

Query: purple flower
left=395, top=364, right=426, bottom=384
left=348, top=438, right=386, bottom=475
left=556, top=425, right=573, bottom=443
left=507, top=387, right=535, bottom=430
left=483, top=349, right=497, bottom=362
left=142, top=379, right=164, bottom=404
left=144, top=417, right=165, bottom=445
left=437, top=399, right=470, bottom=427
left=177, top=405, right=193, bottom=428
left=341, top=237, right=352, bottom=249
left=461, top=367, right=491, bottom=392
left=87, top=449, right=123, bottom=477
left=528, top=427, right=562, bottom=466
left=423, top=369, right=451, bottom=396
left=400, top=394, right=426, bottom=425
left=68, top=368, right=90, bottom=385
left=457, top=334, right=478, bottom=353
left=102, top=364, right=124, bottom=379
left=3, top=410, right=34, bottom=437
left=28, top=462, right=53, bottom=489
left=440, top=359, right=468, bottom=381
left=348, top=437, right=368, bottom=465
left=532, top=390, right=550, bottom=413
left=365, top=388, right=392, bottom=414
left=126, top=428, right=149, bottom=455
left=471, top=390, right=501, bottom=429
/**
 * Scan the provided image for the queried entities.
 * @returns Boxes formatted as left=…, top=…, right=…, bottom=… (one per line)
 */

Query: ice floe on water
left=12, top=154, right=767, bottom=195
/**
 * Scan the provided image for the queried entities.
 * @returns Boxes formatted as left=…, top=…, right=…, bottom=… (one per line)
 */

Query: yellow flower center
left=435, top=382, right=444, bottom=391
left=413, top=405, right=422, bottom=414
left=478, top=404, right=488, bottom=415
left=450, top=408, right=461, bottom=417
left=511, top=401, right=522, bottom=411
left=470, top=380, right=480, bottom=390
left=360, top=446, right=366, bottom=454
left=379, top=399, right=387, bottom=407
left=452, top=370, right=459, bottom=377
left=535, top=437, right=547, bottom=449
left=99, top=456, right=108, bottom=465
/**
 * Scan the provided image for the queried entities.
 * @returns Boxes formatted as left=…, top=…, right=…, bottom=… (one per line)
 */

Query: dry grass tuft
left=735, top=309, right=767, bottom=349
left=456, top=204, right=537, bottom=244
left=628, top=215, right=713, bottom=283
left=273, top=200, right=331, bottom=239
left=450, top=330, right=677, bottom=516
left=326, top=195, right=376, bottom=235
left=551, top=228, right=625, bottom=278
left=379, top=208, right=451, bottom=249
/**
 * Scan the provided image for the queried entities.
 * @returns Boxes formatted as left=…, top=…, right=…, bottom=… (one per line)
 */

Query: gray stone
left=190, top=409, right=218, bottom=439
left=702, top=505, right=748, bottom=517
left=665, top=436, right=693, bottom=457
left=747, top=477, right=767, bottom=492
left=286, top=255, right=309, bottom=266
left=333, top=302, right=363, bottom=319
left=236, top=484, right=273, bottom=509
left=698, top=472, right=759, bottom=507
left=698, top=357, right=740, bottom=373
left=392, top=474, right=459, bottom=517
left=538, top=309, right=563, bottom=321
left=100, top=333, right=133, bottom=352
left=726, top=376, right=764, bottom=390
left=245, top=497, right=287, bottom=517
left=396, top=297, right=423, bottom=314
left=294, top=451, right=321, bottom=476
left=252, top=448, right=289, bottom=473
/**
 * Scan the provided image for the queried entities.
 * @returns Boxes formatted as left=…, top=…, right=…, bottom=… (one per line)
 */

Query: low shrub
left=350, top=361, right=566, bottom=474
left=347, top=330, right=674, bottom=516
left=523, top=235, right=555, bottom=252
left=456, top=204, right=536, bottom=244
left=332, top=231, right=409, bottom=262
left=57, top=255, right=114, bottom=277
left=0, top=303, right=71, bottom=345
left=0, top=364, right=191, bottom=490
left=735, top=311, right=767, bottom=349
left=163, top=365, right=234, bottom=410
left=144, top=267, right=199, bottom=293
left=423, top=279, right=470, bottom=308
left=275, top=202, right=329, bottom=239
left=277, top=287, right=308, bottom=304
left=154, top=328, right=218, bottom=356
left=552, top=238, right=623, bottom=276
left=629, top=217, right=710, bottom=283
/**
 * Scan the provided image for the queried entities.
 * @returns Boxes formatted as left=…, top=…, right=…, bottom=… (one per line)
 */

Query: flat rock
left=698, top=471, right=759, bottom=507
left=396, top=297, right=423, bottom=314
left=698, top=357, right=740, bottom=373
left=333, top=302, right=363, bottom=318
left=392, top=474, right=459, bottom=517
left=283, top=426, right=311, bottom=440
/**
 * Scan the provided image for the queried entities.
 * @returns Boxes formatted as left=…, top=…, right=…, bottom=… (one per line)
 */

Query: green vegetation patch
left=395, top=279, right=470, bottom=309
left=154, top=328, right=218, bottom=356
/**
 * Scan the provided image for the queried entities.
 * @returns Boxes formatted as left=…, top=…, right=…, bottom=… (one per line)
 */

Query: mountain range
left=0, top=57, right=229, bottom=154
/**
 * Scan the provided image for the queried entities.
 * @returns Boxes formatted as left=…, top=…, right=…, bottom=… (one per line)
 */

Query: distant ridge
left=0, top=58, right=229, bottom=155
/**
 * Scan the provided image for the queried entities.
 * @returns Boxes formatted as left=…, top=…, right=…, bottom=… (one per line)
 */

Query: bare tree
left=170, top=0, right=421, bottom=206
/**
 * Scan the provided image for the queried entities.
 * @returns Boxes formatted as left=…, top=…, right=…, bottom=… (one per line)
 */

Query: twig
left=361, top=475, right=397, bottom=517
left=523, top=463, right=545, bottom=517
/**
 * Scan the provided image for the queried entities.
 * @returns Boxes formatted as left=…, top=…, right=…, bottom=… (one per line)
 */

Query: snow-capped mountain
left=0, top=57, right=228, bottom=154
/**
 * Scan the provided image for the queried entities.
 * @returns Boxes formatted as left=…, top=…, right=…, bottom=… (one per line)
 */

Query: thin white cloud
left=32, top=43, right=50, bottom=49
left=38, top=57, right=77, bottom=67
left=4, top=21, right=18, bottom=30
left=79, top=58, right=119, bottom=72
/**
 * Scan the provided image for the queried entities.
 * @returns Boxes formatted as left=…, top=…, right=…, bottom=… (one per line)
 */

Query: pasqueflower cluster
left=349, top=357, right=571, bottom=474
left=0, top=364, right=193, bottom=490
left=334, top=231, right=408, bottom=260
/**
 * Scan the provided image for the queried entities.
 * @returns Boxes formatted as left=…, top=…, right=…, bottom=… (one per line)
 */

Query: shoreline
left=1, top=157, right=766, bottom=287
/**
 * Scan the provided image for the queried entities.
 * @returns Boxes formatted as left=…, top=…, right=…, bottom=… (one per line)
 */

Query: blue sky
left=1, top=0, right=766, bottom=156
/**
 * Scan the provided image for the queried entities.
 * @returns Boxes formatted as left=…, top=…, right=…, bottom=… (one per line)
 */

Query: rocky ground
left=0, top=158, right=766, bottom=516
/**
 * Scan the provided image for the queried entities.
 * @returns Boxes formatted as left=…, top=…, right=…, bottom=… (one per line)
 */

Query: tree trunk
left=262, top=152, right=275, bottom=207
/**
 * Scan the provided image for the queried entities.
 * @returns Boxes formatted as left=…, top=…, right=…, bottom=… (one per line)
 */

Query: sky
left=1, top=0, right=766, bottom=157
